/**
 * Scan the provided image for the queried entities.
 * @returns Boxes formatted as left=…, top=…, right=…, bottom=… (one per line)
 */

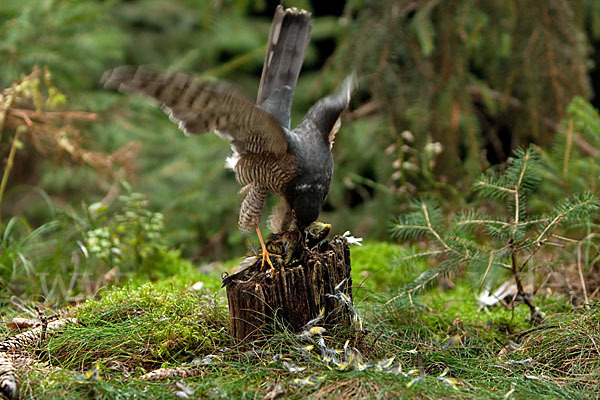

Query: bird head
left=305, top=221, right=331, bottom=248
left=291, top=195, right=322, bottom=232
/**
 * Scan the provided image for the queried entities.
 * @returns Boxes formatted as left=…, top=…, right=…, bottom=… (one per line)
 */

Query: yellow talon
left=256, top=227, right=280, bottom=270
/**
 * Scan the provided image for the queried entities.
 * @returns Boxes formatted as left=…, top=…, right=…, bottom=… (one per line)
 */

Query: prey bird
left=102, top=5, right=355, bottom=268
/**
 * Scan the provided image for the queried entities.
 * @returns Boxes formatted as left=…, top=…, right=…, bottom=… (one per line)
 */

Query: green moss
left=350, top=241, right=430, bottom=298
left=46, top=282, right=228, bottom=371
left=126, top=248, right=223, bottom=291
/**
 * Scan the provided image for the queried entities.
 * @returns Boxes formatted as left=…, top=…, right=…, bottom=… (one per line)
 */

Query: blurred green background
left=2, top=0, right=600, bottom=262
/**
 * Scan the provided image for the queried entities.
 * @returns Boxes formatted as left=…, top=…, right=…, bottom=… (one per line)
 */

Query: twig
left=34, top=306, right=48, bottom=347
left=383, top=269, right=442, bottom=307
left=513, top=152, right=531, bottom=226
left=0, top=128, right=23, bottom=229
left=346, top=100, right=379, bottom=120
left=510, top=241, right=539, bottom=323
left=589, top=285, right=600, bottom=301
left=563, top=120, right=574, bottom=178
left=576, top=234, right=600, bottom=305
left=535, top=198, right=596, bottom=244
left=422, top=203, right=451, bottom=252
left=8, top=108, right=97, bottom=124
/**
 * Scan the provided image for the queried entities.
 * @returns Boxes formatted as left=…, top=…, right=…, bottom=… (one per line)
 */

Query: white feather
left=225, top=152, right=240, bottom=170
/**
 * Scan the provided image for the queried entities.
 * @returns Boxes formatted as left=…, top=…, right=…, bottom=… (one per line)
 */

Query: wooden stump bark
left=224, top=234, right=352, bottom=343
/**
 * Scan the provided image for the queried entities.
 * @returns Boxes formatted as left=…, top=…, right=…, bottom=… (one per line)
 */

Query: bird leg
left=256, top=226, right=280, bottom=270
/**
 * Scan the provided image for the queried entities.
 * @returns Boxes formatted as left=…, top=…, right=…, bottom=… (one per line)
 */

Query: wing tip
left=341, top=71, right=358, bottom=105
left=101, top=65, right=162, bottom=91
left=101, top=65, right=135, bottom=89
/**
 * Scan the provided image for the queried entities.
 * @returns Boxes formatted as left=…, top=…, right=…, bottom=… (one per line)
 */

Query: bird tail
left=256, top=5, right=312, bottom=129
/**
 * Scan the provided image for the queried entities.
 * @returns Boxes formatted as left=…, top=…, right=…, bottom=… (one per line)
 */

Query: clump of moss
left=45, top=283, right=229, bottom=371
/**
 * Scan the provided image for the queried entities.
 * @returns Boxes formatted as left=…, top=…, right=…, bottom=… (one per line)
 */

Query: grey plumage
left=101, top=5, right=355, bottom=235
left=257, top=6, right=312, bottom=129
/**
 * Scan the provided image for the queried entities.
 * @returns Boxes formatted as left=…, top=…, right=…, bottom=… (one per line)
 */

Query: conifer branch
left=535, top=197, right=597, bottom=244
left=513, top=150, right=531, bottom=226
left=390, top=145, right=595, bottom=323
left=510, top=242, right=539, bottom=322
left=396, top=249, right=448, bottom=262
left=562, top=120, right=574, bottom=178
left=383, top=269, right=442, bottom=307
left=456, top=219, right=511, bottom=227
left=421, top=203, right=452, bottom=252
left=476, top=182, right=515, bottom=194
left=479, top=242, right=513, bottom=287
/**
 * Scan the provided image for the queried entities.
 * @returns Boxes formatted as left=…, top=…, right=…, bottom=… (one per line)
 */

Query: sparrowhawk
left=102, top=6, right=355, bottom=267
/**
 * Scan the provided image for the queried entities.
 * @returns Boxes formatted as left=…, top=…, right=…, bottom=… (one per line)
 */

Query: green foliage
left=539, top=96, right=600, bottom=201
left=0, top=0, right=125, bottom=90
left=3, top=0, right=600, bottom=258
left=0, top=217, right=61, bottom=295
left=389, top=146, right=598, bottom=322
left=84, top=192, right=167, bottom=272
left=2, top=2, right=599, bottom=398
left=0, top=189, right=203, bottom=303
left=335, top=0, right=595, bottom=183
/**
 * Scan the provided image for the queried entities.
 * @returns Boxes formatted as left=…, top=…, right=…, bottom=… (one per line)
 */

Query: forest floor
left=1, top=242, right=598, bottom=400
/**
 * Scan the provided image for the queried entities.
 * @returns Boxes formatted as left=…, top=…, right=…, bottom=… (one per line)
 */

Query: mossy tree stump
left=224, top=234, right=352, bottom=342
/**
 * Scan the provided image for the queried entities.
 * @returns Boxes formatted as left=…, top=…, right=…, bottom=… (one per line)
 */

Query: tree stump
left=223, top=231, right=353, bottom=343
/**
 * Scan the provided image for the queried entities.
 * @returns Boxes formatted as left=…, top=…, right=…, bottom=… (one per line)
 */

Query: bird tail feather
left=257, top=5, right=312, bottom=129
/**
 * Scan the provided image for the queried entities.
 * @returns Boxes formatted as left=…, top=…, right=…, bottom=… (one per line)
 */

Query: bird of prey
left=102, top=5, right=355, bottom=268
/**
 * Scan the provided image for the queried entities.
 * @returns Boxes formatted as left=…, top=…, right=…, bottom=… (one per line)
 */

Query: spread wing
left=296, top=72, right=357, bottom=148
left=101, top=66, right=289, bottom=156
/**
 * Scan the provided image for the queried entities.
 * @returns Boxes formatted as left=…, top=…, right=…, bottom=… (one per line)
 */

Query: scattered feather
left=326, top=280, right=363, bottom=331
left=290, top=376, right=325, bottom=387
left=264, top=382, right=285, bottom=400
left=477, top=281, right=517, bottom=307
left=174, top=380, right=195, bottom=399
left=524, top=374, right=546, bottom=380
left=342, top=231, right=363, bottom=246
left=505, top=358, right=532, bottom=366
left=406, top=376, right=425, bottom=388
left=504, top=384, right=516, bottom=399
left=441, top=335, right=462, bottom=350
left=282, top=360, right=305, bottom=373
left=139, top=366, right=202, bottom=381
left=437, top=368, right=459, bottom=390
